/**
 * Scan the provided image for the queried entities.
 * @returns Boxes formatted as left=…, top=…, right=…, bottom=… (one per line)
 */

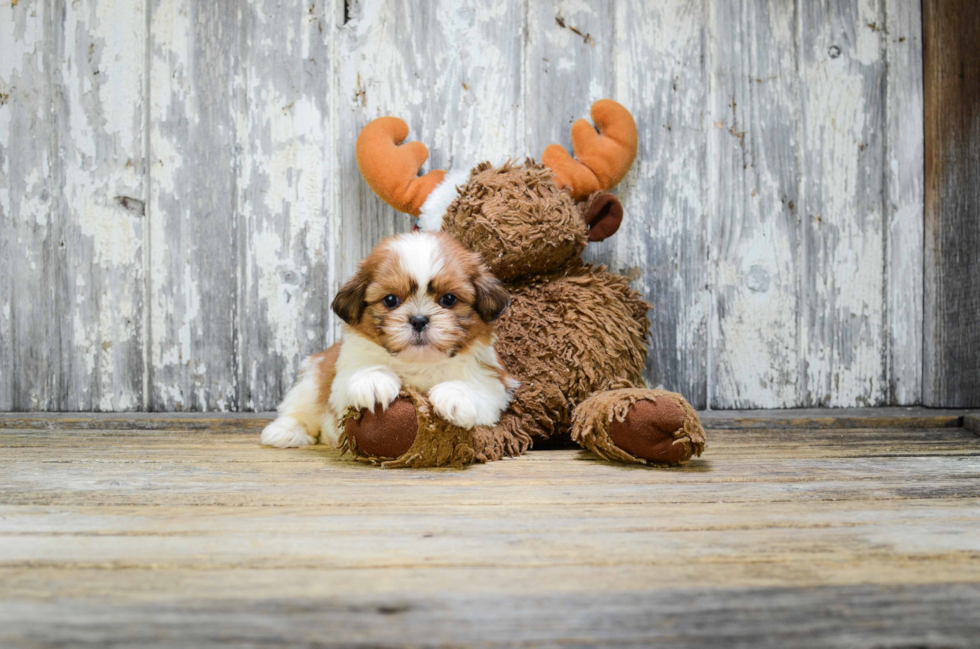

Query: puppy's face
left=332, top=232, right=509, bottom=363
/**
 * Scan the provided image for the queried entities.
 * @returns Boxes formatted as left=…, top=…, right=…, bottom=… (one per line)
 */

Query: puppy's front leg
left=332, top=365, right=402, bottom=414
left=429, top=380, right=509, bottom=429
left=261, top=355, right=326, bottom=448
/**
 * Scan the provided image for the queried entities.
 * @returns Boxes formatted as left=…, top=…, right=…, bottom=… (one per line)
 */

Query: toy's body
left=343, top=100, right=706, bottom=467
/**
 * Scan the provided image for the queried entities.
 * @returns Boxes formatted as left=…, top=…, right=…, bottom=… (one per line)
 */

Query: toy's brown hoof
left=344, top=397, right=418, bottom=459
left=572, top=388, right=705, bottom=466
left=607, top=398, right=691, bottom=465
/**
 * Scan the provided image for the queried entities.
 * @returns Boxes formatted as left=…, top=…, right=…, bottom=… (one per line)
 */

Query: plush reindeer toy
left=345, top=99, right=706, bottom=468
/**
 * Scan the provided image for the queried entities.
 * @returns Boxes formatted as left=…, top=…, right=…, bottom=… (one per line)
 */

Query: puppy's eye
left=382, top=295, right=400, bottom=309
left=439, top=294, right=458, bottom=308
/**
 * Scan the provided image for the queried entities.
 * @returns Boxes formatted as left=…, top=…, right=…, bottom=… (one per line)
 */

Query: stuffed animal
left=343, top=99, right=706, bottom=468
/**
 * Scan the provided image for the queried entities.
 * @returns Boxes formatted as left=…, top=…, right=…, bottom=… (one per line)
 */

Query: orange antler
left=356, top=117, right=447, bottom=216
left=541, top=99, right=638, bottom=201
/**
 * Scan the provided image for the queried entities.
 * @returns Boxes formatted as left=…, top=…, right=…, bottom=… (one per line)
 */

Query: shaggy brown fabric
left=571, top=388, right=706, bottom=466
left=351, top=109, right=708, bottom=469
left=443, top=161, right=587, bottom=282
left=441, top=162, right=651, bottom=445
left=492, top=261, right=651, bottom=439
left=341, top=388, right=531, bottom=469
left=344, top=158, right=701, bottom=468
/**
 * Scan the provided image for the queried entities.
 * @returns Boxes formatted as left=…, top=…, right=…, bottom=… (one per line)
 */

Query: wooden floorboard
left=1, top=413, right=979, bottom=647
left=3, top=406, right=977, bottom=430
left=965, top=414, right=980, bottom=435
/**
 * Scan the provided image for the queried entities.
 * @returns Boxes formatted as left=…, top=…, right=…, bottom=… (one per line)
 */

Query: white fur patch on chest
left=337, top=331, right=500, bottom=394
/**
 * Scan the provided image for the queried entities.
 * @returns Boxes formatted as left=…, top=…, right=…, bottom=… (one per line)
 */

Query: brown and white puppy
left=261, top=231, right=517, bottom=448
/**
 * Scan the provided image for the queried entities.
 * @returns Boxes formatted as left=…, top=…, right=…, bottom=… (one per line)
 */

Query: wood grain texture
left=60, top=0, right=147, bottom=411
left=1, top=0, right=146, bottom=411
left=614, top=0, right=710, bottom=407
left=234, top=1, right=338, bottom=410
left=2, top=0, right=933, bottom=411
left=335, top=0, right=526, bottom=305
left=2, top=583, right=980, bottom=648
left=1, top=415, right=979, bottom=646
left=965, top=415, right=980, bottom=436
left=3, top=407, right=977, bottom=430
left=923, top=0, right=980, bottom=407
left=0, top=411, right=274, bottom=430
left=884, top=0, right=923, bottom=405
left=1, top=0, right=62, bottom=411
left=800, top=0, right=887, bottom=407
left=707, top=0, right=801, bottom=408
left=148, top=0, right=241, bottom=410
left=698, top=406, right=977, bottom=430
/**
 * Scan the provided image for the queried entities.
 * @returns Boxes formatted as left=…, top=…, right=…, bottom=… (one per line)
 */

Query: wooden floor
left=2, top=409, right=980, bottom=648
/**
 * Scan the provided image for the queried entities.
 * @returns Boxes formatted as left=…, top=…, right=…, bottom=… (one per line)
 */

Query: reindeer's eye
left=382, top=295, right=400, bottom=309
left=439, top=294, right=458, bottom=308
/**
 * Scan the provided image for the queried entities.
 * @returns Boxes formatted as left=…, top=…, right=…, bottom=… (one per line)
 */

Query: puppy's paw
left=429, top=381, right=479, bottom=429
left=346, top=368, right=401, bottom=412
left=261, top=416, right=317, bottom=448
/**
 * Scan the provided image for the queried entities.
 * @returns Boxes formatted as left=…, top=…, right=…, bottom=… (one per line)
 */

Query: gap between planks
left=1, top=407, right=978, bottom=431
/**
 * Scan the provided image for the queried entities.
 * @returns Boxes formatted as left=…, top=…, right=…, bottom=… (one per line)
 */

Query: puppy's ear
left=332, top=270, right=371, bottom=325
left=472, top=271, right=510, bottom=323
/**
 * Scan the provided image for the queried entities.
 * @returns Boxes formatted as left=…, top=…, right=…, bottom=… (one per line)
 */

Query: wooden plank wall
left=0, top=0, right=927, bottom=411
left=923, top=1, right=980, bottom=408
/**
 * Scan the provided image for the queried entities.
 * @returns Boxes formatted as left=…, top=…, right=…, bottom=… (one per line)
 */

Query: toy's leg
left=342, top=388, right=530, bottom=468
left=571, top=388, right=705, bottom=466
left=342, top=397, right=419, bottom=459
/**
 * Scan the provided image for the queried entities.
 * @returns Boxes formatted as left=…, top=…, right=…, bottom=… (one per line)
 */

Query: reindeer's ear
left=580, top=192, right=623, bottom=241
left=472, top=271, right=510, bottom=323
left=332, top=270, right=371, bottom=325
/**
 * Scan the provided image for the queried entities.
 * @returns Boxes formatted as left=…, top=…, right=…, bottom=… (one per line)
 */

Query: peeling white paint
left=23, top=166, right=52, bottom=232
left=885, top=1, right=924, bottom=404
left=249, top=228, right=300, bottom=360
left=65, top=0, right=146, bottom=410
left=1, top=0, right=925, bottom=411
left=802, top=4, right=887, bottom=407
left=706, top=0, right=803, bottom=408
left=76, top=199, right=141, bottom=267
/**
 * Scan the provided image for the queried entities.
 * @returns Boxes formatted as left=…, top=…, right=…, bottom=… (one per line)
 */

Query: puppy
left=260, top=231, right=518, bottom=449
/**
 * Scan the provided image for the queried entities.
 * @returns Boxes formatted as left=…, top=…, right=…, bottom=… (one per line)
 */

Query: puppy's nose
left=409, top=315, right=429, bottom=332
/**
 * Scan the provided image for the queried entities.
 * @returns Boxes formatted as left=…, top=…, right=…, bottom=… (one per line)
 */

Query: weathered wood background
left=923, top=0, right=980, bottom=409
left=0, top=0, right=927, bottom=411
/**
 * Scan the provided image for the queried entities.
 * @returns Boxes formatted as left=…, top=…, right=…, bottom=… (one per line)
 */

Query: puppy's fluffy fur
left=261, top=232, right=518, bottom=449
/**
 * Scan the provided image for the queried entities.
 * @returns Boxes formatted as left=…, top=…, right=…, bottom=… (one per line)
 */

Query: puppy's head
left=332, top=232, right=509, bottom=362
